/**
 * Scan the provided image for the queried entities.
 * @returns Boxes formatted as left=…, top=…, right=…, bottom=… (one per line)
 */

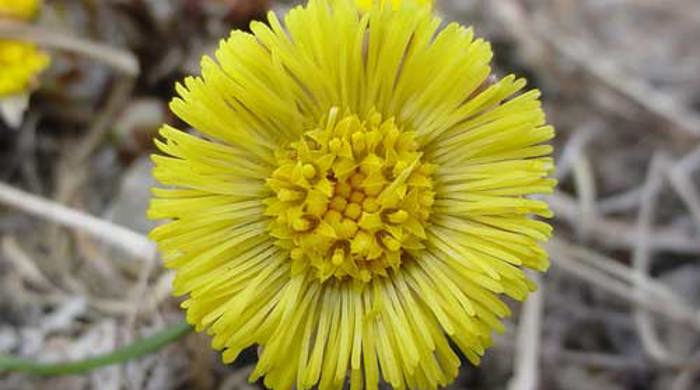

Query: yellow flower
left=0, top=0, right=49, bottom=97
left=356, top=0, right=432, bottom=11
left=0, top=0, right=40, bottom=20
left=149, top=0, right=556, bottom=389
left=0, top=40, right=49, bottom=96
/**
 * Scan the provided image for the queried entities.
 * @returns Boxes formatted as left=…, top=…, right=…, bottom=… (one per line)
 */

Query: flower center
left=266, top=108, right=436, bottom=283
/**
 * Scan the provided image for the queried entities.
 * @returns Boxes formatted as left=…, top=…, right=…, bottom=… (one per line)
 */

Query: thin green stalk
left=0, top=320, right=192, bottom=376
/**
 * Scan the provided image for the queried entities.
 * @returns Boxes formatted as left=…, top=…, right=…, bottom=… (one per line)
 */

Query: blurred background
left=1, top=0, right=699, bottom=389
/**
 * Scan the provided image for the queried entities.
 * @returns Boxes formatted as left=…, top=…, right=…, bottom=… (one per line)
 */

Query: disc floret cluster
left=267, top=108, right=436, bottom=282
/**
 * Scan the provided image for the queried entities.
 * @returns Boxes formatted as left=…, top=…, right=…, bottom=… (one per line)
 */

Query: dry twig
left=550, top=191, right=700, bottom=253
left=572, top=152, right=597, bottom=241
left=548, top=238, right=700, bottom=332
left=668, top=145, right=700, bottom=229
left=631, top=154, right=680, bottom=364
left=0, top=182, right=154, bottom=262
left=508, top=273, right=544, bottom=390
left=0, top=20, right=139, bottom=76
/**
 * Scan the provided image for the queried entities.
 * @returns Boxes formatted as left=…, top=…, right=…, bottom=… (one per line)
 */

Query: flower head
left=0, top=40, right=50, bottom=96
left=0, top=0, right=40, bottom=19
left=355, top=0, right=432, bottom=11
left=0, top=0, right=49, bottom=97
left=149, top=0, right=556, bottom=389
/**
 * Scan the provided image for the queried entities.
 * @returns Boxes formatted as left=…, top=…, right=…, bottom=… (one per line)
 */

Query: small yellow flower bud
left=302, top=163, right=316, bottom=179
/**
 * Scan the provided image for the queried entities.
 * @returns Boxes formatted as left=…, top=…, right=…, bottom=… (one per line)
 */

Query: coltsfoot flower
left=149, top=0, right=556, bottom=389
left=0, top=40, right=50, bottom=96
left=356, top=0, right=432, bottom=10
left=0, top=0, right=49, bottom=97
left=0, top=0, right=40, bottom=20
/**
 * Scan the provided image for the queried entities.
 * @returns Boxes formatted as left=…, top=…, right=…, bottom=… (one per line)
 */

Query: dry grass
left=1, top=0, right=699, bottom=389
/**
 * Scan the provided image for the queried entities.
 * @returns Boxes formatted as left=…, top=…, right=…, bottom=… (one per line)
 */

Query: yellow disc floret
left=266, top=108, right=436, bottom=283
left=0, top=0, right=40, bottom=20
left=0, top=40, right=50, bottom=96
